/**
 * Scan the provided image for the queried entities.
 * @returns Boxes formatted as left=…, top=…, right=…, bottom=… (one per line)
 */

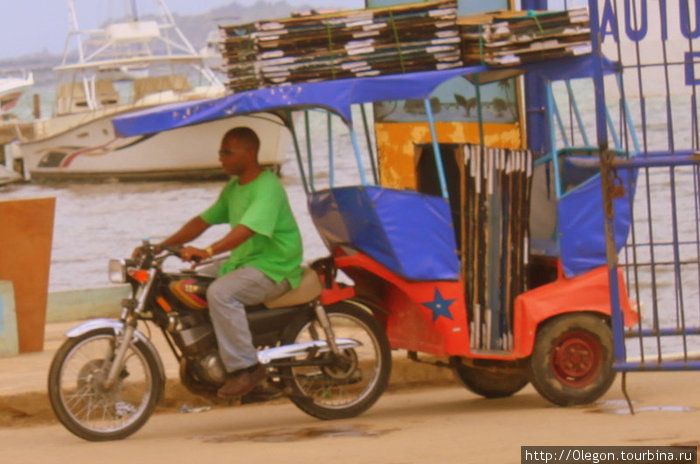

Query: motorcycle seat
left=264, top=267, right=322, bottom=309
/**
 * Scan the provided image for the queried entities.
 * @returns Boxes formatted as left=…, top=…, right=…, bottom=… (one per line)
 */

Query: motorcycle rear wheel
left=48, top=328, right=163, bottom=441
left=280, top=301, right=391, bottom=420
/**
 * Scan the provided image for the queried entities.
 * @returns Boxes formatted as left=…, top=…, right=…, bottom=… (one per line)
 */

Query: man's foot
left=217, top=364, right=267, bottom=398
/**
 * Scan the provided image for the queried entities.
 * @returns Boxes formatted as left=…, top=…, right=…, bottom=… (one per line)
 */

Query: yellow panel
left=375, top=121, right=522, bottom=189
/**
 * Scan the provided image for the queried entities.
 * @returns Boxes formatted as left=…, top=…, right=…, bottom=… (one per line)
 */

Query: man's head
left=218, top=127, right=261, bottom=177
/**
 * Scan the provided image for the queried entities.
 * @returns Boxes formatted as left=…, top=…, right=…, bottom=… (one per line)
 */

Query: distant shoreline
left=0, top=0, right=340, bottom=77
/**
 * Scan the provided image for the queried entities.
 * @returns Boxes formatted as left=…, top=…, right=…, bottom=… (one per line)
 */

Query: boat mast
left=152, top=0, right=221, bottom=85
left=58, top=0, right=222, bottom=100
left=130, top=0, right=139, bottom=21
left=64, top=0, right=85, bottom=66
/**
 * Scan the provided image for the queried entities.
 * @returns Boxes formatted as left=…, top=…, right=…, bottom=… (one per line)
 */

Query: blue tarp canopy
left=309, top=186, right=460, bottom=281
left=112, top=55, right=618, bottom=137
left=558, top=168, right=637, bottom=277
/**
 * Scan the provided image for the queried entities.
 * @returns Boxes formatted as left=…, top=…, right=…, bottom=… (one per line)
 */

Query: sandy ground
left=0, top=319, right=457, bottom=429
left=2, top=322, right=700, bottom=463
left=1, top=373, right=700, bottom=464
left=0, top=369, right=454, bottom=429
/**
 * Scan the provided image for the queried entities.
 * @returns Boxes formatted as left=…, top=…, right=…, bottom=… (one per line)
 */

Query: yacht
left=16, top=0, right=288, bottom=182
left=0, top=70, right=34, bottom=115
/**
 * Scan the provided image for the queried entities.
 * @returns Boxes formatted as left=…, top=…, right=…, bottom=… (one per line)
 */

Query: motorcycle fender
left=65, top=318, right=167, bottom=404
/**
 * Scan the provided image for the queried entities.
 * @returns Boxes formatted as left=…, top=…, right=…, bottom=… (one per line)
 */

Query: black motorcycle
left=47, top=240, right=392, bottom=441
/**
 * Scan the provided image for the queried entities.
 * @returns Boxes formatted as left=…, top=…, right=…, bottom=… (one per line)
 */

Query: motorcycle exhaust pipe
left=258, top=338, right=361, bottom=364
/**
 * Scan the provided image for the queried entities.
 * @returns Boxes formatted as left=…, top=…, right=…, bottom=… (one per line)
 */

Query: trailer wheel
left=453, top=363, right=529, bottom=398
left=529, top=313, right=615, bottom=406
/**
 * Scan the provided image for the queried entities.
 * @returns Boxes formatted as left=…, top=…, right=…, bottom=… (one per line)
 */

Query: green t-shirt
left=199, top=171, right=303, bottom=288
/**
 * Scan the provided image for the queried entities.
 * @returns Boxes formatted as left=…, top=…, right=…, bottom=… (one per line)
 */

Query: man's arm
left=179, top=224, right=254, bottom=262
left=159, top=216, right=211, bottom=248
left=208, top=224, right=255, bottom=254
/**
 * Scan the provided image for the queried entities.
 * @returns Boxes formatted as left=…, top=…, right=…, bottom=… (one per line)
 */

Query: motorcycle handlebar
left=160, top=244, right=183, bottom=255
left=134, top=242, right=207, bottom=267
left=160, top=244, right=206, bottom=265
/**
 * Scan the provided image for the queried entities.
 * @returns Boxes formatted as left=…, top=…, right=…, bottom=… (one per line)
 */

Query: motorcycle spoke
left=288, top=311, right=384, bottom=409
left=55, top=333, right=154, bottom=433
left=64, top=386, right=97, bottom=411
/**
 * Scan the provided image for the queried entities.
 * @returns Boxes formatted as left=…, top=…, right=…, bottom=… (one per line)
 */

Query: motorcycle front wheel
left=48, top=327, right=163, bottom=441
left=280, top=301, right=392, bottom=420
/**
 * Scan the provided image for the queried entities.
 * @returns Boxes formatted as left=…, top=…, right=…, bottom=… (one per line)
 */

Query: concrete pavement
left=4, top=374, right=700, bottom=463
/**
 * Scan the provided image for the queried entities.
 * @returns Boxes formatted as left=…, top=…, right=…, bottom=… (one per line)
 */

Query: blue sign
left=598, top=0, right=700, bottom=42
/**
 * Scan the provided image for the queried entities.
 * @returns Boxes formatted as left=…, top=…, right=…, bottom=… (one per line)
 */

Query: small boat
left=16, top=0, right=288, bottom=182
left=0, top=70, right=33, bottom=115
left=0, top=164, right=21, bottom=186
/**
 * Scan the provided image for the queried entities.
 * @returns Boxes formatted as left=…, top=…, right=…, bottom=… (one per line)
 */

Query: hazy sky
left=0, top=0, right=580, bottom=60
left=0, top=0, right=364, bottom=59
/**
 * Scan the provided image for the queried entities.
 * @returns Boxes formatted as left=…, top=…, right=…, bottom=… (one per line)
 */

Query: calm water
left=1, top=168, right=330, bottom=291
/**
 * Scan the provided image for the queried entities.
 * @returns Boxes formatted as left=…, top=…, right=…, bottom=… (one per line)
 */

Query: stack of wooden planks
left=460, top=144, right=532, bottom=352
left=219, top=0, right=461, bottom=92
left=459, top=7, right=591, bottom=66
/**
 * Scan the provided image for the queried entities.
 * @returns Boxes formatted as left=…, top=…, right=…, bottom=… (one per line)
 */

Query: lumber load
left=218, top=0, right=461, bottom=92
left=458, top=7, right=591, bottom=66
left=461, top=144, right=532, bottom=351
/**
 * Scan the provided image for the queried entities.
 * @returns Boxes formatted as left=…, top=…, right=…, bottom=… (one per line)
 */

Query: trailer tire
left=528, top=313, right=615, bottom=406
left=453, top=364, right=529, bottom=398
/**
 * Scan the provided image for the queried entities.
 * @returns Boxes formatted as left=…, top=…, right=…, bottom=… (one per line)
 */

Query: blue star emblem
left=422, top=288, right=455, bottom=322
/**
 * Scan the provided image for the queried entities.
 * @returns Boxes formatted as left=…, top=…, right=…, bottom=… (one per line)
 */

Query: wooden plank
left=459, top=7, right=591, bottom=67
left=217, top=0, right=460, bottom=91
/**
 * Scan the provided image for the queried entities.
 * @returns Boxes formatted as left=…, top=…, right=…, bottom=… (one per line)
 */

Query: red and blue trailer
left=112, top=49, right=642, bottom=406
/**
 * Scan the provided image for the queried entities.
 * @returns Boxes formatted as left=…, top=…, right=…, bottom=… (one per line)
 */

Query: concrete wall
left=45, top=285, right=129, bottom=322
left=0, top=283, right=128, bottom=357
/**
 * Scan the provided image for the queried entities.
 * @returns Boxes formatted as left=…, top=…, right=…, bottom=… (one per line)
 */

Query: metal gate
left=584, top=0, right=700, bottom=379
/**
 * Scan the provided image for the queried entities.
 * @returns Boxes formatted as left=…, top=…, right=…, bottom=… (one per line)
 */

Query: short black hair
left=222, top=126, right=260, bottom=153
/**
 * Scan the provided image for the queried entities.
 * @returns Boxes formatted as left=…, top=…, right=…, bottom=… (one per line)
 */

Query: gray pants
left=206, top=266, right=290, bottom=372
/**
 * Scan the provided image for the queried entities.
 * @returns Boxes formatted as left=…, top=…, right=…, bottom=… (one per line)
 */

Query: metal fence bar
left=626, top=327, right=700, bottom=337
left=615, top=361, right=700, bottom=371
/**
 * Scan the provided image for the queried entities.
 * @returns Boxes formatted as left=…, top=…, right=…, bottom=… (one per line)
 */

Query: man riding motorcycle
left=146, top=126, right=303, bottom=398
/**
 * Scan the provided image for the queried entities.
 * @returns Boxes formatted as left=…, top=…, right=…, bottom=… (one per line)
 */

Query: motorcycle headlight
left=108, top=259, right=127, bottom=283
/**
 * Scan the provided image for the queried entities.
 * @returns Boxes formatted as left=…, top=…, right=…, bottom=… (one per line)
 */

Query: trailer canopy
left=112, top=54, right=618, bottom=137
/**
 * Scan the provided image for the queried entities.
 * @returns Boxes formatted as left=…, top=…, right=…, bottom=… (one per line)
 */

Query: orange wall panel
left=0, top=197, right=55, bottom=352
left=375, top=121, right=522, bottom=189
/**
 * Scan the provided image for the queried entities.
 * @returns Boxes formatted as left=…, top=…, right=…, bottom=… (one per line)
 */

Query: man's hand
left=179, top=246, right=210, bottom=265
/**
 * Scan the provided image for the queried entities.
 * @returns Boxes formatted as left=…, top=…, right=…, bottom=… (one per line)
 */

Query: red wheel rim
left=549, top=330, right=602, bottom=387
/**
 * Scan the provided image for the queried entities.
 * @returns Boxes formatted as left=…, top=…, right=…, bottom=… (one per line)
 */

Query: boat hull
left=0, top=73, right=34, bottom=114
left=0, top=165, right=22, bottom=186
left=20, top=113, right=290, bottom=182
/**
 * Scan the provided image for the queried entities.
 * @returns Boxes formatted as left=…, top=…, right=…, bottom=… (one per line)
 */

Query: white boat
left=16, top=0, right=288, bottom=182
left=0, top=70, right=34, bottom=115
left=200, top=29, right=225, bottom=73
left=0, top=164, right=21, bottom=186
